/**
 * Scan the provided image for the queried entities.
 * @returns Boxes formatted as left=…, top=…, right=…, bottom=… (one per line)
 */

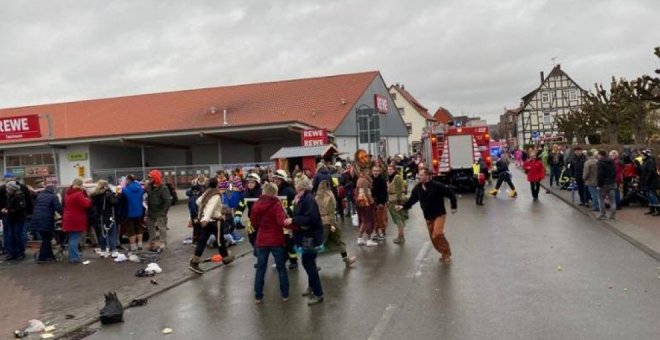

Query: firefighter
left=273, top=169, right=299, bottom=269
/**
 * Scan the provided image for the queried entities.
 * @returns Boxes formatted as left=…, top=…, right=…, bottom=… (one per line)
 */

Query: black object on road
left=100, top=292, right=124, bottom=325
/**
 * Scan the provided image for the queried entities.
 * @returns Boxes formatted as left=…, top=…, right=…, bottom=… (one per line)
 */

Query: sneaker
left=365, top=239, right=379, bottom=247
left=93, top=248, right=102, bottom=254
left=343, top=256, right=357, bottom=267
left=188, top=260, right=204, bottom=274
left=440, top=256, right=452, bottom=265
left=508, top=190, right=517, bottom=198
left=488, top=189, right=498, bottom=196
left=281, top=297, right=289, bottom=303
left=255, top=299, right=263, bottom=305
left=98, top=251, right=109, bottom=258
left=288, top=261, right=298, bottom=270
left=357, top=238, right=367, bottom=246
left=393, top=236, right=405, bottom=244
left=302, top=288, right=313, bottom=297
left=307, top=295, right=324, bottom=306
left=222, top=255, right=235, bottom=265
left=110, top=251, right=120, bottom=258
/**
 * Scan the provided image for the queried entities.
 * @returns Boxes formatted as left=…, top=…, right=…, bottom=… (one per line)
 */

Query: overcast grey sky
left=1, top=0, right=658, bottom=123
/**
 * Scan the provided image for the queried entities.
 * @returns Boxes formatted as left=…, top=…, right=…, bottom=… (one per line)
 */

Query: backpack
left=8, top=190, right=28, bottom=215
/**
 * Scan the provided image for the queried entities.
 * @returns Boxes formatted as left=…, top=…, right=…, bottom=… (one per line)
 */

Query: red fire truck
left=421, top=124, right=492, bottom=191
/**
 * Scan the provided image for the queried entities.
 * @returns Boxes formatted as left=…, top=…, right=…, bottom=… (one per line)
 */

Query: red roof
left=433, top=107, right=453, bottom=124
left=0, top=71, right=380, bottom=144
left=390, top=84, right=435, bottom=121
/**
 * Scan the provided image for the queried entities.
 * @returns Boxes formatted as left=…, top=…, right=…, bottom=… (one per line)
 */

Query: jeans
left=68, top=231, right=83, bottom=263
left=96, top=221, right=117, bottom=252
left=301, top=251, right=323, bottom=297
left=587, top=186, right=600, bottom=210
left=254, top=246, right=289, bottom=300
left=37, top=231, right=54, bottom=261
left=598, top=185, right=617, bottom=218
left=549, top=166, right=561, bottom=187
left=194, top=221, right=228, bottom=258
left=530, top=182, right=541, bottom=199
left=5, top=219, right=26, bottom=257
left=647, top=190, right=659, bottom=207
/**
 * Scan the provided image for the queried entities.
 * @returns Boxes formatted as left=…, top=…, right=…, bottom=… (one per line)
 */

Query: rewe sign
left=301, top=128, right=328, bottom=146
left=0, top=115, right=41, bottom=140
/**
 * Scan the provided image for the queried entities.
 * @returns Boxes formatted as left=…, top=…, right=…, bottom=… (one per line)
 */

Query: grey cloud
left=1, top=0, right=658, bottom=124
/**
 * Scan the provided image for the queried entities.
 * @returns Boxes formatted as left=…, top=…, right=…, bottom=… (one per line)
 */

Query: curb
left=50, top=248, right=254, bottom=340
left=540, top=182, right=660, bottom=263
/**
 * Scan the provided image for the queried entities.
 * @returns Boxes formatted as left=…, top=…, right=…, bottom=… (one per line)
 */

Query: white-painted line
left=415, top=241, right=431, bottom=262
left=367, top=304, right=398, bottom=340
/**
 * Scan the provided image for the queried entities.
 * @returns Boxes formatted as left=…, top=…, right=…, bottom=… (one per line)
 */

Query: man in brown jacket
left=583, top=149, right=600, bottom=211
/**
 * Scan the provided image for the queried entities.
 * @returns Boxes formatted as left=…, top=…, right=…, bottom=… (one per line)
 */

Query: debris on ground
left=44, top=325, right=56, bottom=332
left=150, top=279, right=158, bottom=285
left=25, top=319, right=46, bottom=333
left=65, top=314, right=75, bottom=320
left=162, top=328, right=172, bottom=334
left=82, top=260, right=91, bottom=265
left=128, top=254, right=140, bottom=263
left=41, top=333, right=54, bottom=339
left=100, top=292, right=124, bottom=325
left=129, top=298, right=148, bottom=307
left=145, top=263, right=162, bottom=274
left=113, top=254, right=128, bottom=262
left=556, top=265, right=562, bottom=272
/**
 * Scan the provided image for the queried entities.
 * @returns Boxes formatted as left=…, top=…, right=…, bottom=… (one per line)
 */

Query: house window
left=569, top=89, right=577, bottom=101
left=543, top=112, right=552, bottom=125
left=398, top=107, right=405, bottom=115
left=541, top=92, right=551, bottom=103
left=406, top=123, right=412, bottom=135
left=358, top=114, right=381, bottom=143
left=391, top=93, right=397, bottom=100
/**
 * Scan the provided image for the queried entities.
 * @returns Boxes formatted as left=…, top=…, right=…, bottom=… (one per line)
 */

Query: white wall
left=57, top=144, right=91, bottom=184
left=387, top=137, right=409, bottom=156
left=390, top=87, right=429, bottom=144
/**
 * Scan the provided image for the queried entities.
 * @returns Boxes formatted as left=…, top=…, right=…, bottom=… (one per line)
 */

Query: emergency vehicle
left=420, top=123, right=492, bottom=191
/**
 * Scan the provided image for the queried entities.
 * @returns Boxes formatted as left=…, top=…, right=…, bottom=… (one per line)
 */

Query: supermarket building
left=0, top=71, right=409, bottom=187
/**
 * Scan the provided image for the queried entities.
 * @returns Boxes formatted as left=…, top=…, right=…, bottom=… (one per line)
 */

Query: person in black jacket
left=274, top=169, right=299, bottom=269
left=371, top=165, right=388, bottom=240
left=568, top=147, right=588, bottom=206
left=1, top=178, right=34, bottom=261
left=90, top=180, right=120, bottom=258
left=640, top=149, right=659, bottom=216
left=30, top=184, right=63, bottom=263
left=489, top=156, right=517, bottom=198
left=397, top=168, right=457, bottom=264
left=285, top=176, right=325, bottom=305
left=235, top=173, right=263, bottom=264
left=596, top=150, right=617, bottom=220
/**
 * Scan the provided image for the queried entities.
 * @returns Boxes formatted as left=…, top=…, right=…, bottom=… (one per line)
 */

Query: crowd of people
left=502, top=145, right=659, bottom=217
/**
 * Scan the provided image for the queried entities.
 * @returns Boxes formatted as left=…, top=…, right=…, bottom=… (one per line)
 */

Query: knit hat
left=148, top=169, right=163, bottom=186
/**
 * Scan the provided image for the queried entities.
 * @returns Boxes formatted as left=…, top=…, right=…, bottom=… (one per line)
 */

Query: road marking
left=415, top=241, right=431, bottom=262
left=367, top=304, right=397, bottom=340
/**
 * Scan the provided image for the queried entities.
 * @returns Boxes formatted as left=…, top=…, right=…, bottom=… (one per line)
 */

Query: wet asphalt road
left=85, top=173, right=660, bottom=340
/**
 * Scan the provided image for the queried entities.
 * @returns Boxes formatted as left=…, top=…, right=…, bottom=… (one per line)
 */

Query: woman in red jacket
left=63, top=178, right=93, bottom=263
left=524, top=150, right=546, bottom=201
left=250, top=182, right=294, bottom=304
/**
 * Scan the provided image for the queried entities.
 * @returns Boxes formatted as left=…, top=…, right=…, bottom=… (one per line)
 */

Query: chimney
left=540, top=71, right=544, bottom=84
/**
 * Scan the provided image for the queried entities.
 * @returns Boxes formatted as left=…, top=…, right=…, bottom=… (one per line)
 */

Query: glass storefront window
left=7, top=156, right=20, bottom=166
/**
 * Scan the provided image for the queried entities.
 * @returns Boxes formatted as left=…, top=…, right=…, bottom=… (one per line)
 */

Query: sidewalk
left=539, top=175, right=660, bottom=262
left=0, top=204, right=253, bottom=339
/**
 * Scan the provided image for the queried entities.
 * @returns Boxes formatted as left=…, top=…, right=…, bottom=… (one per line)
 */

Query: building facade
left=388, top=84, right=435, bottom=154
left=515, top=65, right=587, bottom=147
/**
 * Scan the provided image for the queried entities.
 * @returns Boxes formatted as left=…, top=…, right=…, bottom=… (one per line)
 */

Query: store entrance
left=5, top=153, right=57, bottom=186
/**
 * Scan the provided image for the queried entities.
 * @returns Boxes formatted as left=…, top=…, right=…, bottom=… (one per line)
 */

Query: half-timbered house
left=515, top=65, right=587, bottom=146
